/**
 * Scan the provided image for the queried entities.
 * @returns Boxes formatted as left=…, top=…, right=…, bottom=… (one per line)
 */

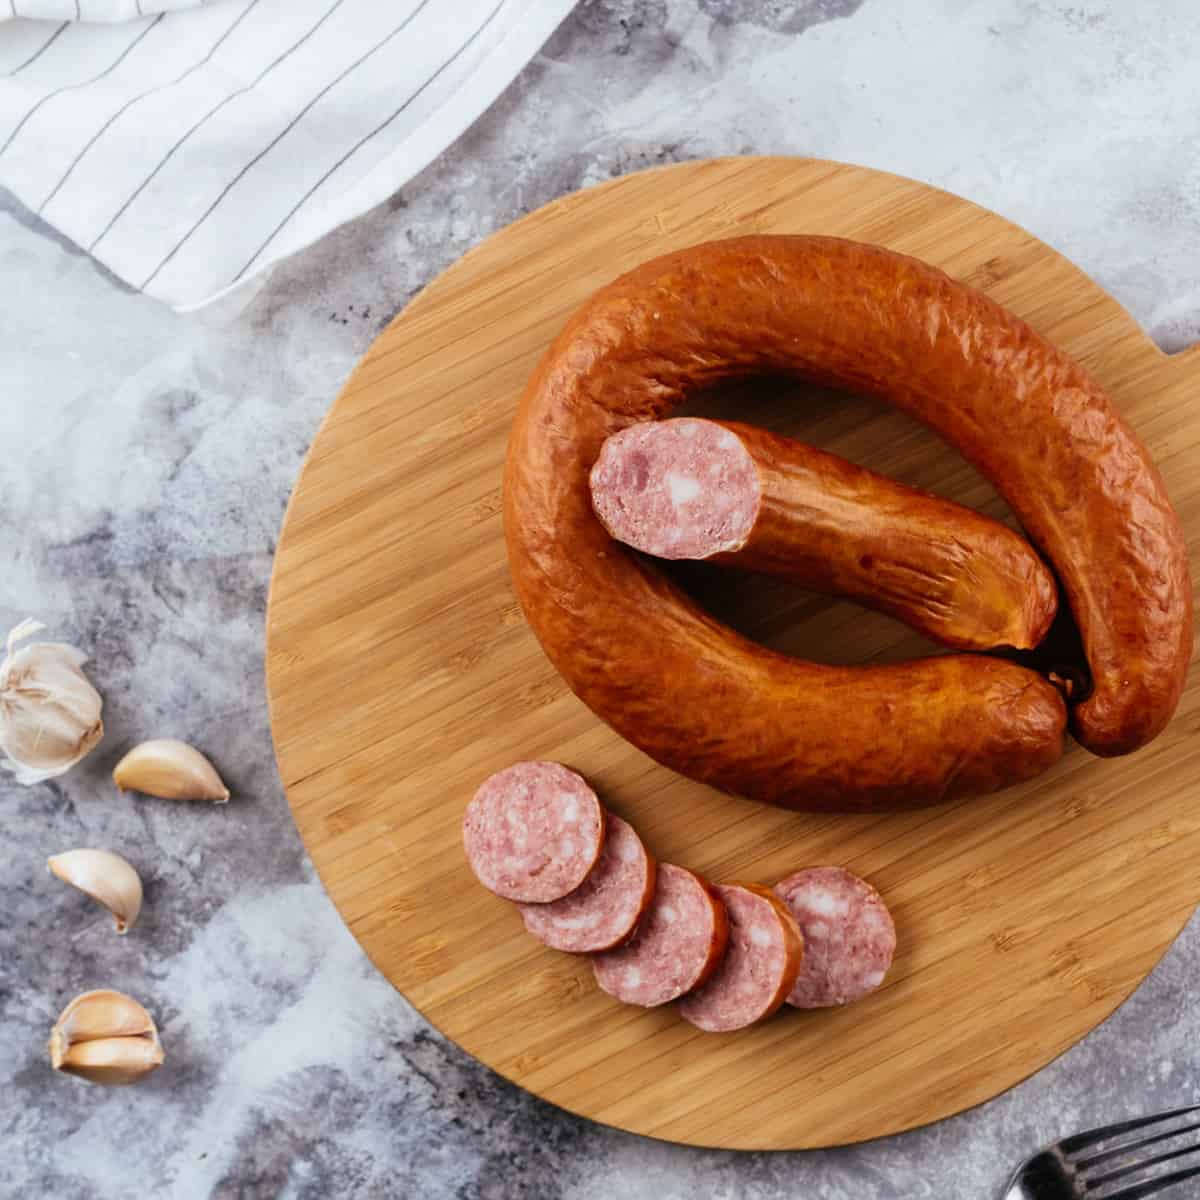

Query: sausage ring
left=503, top=236, right=1191, bottom=810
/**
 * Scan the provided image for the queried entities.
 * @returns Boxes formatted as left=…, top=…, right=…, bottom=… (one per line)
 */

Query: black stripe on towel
left=39, top=1, right=261, bottom=214
left=235, top=0, right=509, bottom=282
left=89, top=0, right=349, bottom=252
left=142, top=0, right=434, bottom=289
left=0, top=16, right=165, bottom=157
left=7, top=20, right=68, bottom=76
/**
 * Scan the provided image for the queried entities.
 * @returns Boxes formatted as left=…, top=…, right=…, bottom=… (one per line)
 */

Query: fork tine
left=1075, top=1119, right=1200, bottom=1170
left=1059, top=1105, right=1200, bottom=1155
left=1086, top=1138, right=1200, bottom=1188
left=1103, top=1160, right=1200, bottom=1200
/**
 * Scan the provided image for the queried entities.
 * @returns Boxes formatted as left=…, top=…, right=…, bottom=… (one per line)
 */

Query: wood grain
left=266, top=157, right=1200, bottom=1150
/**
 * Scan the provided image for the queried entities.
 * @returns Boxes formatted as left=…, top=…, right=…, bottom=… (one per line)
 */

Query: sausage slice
left=774, top=866, right=896, bottom=1008
left=677, top=883, right=804, bottom=1032
left=520, top=814, right=655, bottom=952
left=463, top=762, right=605, bottom=903
left=593, top=863, right=728, bottom=1006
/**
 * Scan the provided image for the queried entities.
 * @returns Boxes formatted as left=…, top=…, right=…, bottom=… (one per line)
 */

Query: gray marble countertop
left=4, top=2, right=1199, bottom=1197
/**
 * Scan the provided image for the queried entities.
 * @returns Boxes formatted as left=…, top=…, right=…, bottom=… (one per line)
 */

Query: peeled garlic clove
left=47, top=849, right=143, bottom=934
left=49, top=989, right=163, bottom=1086
left=0, top=619, right=104, bottom=786
left=113, top=738, right=229, bottom=803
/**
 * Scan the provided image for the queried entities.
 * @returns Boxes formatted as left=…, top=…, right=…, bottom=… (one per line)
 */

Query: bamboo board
left=266, top=158, right=1200, bottom=1149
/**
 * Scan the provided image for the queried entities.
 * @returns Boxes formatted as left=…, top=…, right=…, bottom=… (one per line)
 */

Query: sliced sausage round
left=462, top=761, right=605, bottom=903
left=774, top=867, right=896, bottom=1008
left=678, top=883, right=804, bottom=1033
left=519, top=814, right=656, bottom=952
left=592, top=863, right=728, bottom=1007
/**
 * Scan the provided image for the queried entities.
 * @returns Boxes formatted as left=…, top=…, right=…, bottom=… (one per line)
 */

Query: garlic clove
left=47, top=849, right=143, bottom=934
left=51, top=1036, right=164, bottom=1086
left=49, top=989, right=163, bottom=1086
left=0, top=619, right=104, bottom=786
left=112, top=739, right=229, bottom=803
left=53, top=989, right=157, bottom=1042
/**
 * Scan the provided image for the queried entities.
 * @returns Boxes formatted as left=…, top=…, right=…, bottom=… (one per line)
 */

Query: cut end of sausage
left=589, top=418, right=761, bottom=559
left=463, top=762, right=605, bottom=903
left=593, top=863, right=728, bottom=1007
left=677, top=883, right=804, bottom=1033
left=774, top=867, right=896, bottom=1008
left=519, top=814, right=656, bottom=953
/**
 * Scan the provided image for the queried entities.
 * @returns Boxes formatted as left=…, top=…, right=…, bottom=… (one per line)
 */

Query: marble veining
left=3, top=1, right=1198, bottom=1196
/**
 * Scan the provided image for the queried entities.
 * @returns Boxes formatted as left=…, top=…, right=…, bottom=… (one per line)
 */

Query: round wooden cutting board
left=266, top=157, right=1200, bottom=1150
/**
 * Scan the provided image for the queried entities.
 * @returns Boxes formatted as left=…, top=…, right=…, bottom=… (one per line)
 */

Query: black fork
left=1002, top=1105, right=1200, bottom=1199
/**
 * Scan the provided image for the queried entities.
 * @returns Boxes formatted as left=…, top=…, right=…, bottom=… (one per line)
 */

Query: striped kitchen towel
left=0, top=0, right=576, bottom=309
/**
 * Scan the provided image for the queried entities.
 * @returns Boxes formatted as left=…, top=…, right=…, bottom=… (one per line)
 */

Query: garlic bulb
left=0, top=619, right=104, bottom=786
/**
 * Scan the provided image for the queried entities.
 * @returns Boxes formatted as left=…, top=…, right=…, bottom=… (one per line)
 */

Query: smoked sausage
left=505, top=236, right=1188, bottom=808
left=590, top=416, right=1058, bottom=652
